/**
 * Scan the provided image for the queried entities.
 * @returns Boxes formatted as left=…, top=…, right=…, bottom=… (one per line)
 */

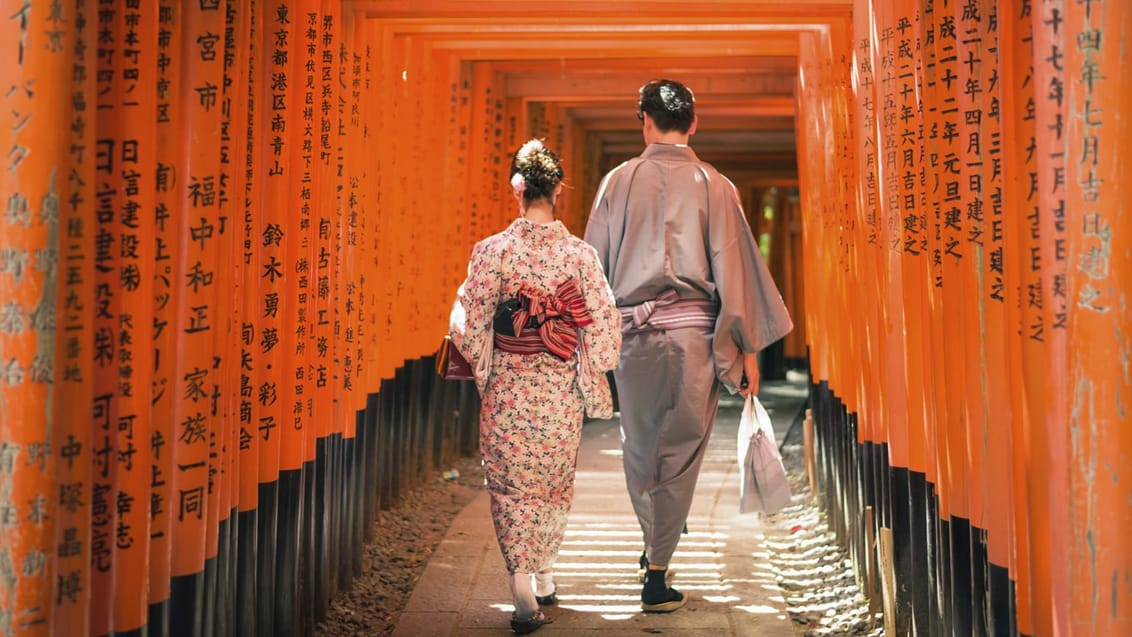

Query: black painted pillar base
left=169, top=571, right=205, bottom=637
left=236, top=509, right=258, bottom=637
left=147, top=600, right=169, bottom=637
left=255, top=481, right=279, bottom=637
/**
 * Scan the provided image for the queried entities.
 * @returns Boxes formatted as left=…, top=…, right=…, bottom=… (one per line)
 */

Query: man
left=584, top=79, right=793, bottom=612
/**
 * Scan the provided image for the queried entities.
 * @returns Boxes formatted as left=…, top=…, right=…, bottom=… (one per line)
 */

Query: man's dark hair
left=637, top=79, right=695, bottom=134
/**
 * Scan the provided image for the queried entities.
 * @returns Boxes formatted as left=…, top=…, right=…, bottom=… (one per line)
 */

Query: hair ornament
left=510, top=172, right=526, bottom=196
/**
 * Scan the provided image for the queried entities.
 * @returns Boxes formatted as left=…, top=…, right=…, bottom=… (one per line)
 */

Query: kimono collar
left=641, top=143, right=699, bottom=161
left=506, top=217, right=570, bottom=245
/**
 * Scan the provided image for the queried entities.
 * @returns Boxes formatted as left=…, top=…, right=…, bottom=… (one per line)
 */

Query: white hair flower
left=510, top=172, right=526, bottom=196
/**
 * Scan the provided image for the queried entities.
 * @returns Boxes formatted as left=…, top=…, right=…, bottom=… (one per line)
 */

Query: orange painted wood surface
left=1, top=3, right=1128, bottom=635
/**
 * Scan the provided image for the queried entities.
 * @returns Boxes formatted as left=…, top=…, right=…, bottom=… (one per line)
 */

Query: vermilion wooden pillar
left=999, top=0, right=1036, bottom=632
left=149, top=1, right=182, bottom=631
left=54, top=2, right=98, bottom=633
left=1027, top=2, right=1072, bottom=634
left=1, top=4, right=82, bottom=635
left=1064, top=2, right=1132, bottom=635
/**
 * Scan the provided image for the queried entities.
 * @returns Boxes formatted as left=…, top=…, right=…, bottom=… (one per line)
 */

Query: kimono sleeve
left=708, top=177, right=793, bottom=389
left=584, top=166, right=623, bottom=275
left=576, top=243, right=621, bottom=373
left=450, top=239, right=502, bottom=380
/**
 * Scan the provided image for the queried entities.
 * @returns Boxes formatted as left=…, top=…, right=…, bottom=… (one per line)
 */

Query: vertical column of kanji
left=939, top=2, right=976, bottom=628
left=335, top=13, right=362, bottom=601
left=827, top=27, right=852, bottom=418
left=53, top=1, right=97, bottom=632
left=934, top=1, right=977, bottom=628
left=255, top=1, right=294, bottom=634
left=847, top=1, right=877, bottom=582
left=324, top=2, right=353, bottom=597
left=214, top=1, right=251, bottom=633
left=1065, top=2, right=1131, bottom=634
left=336, top=3, right=356, bottom=588
left=444, top=60, right=473, bottom=289
left=873, top=1, right=913, bottom=628
left=337, top=9, right=362, bottom=598
left=174, top=0, right=226, bottom=630
left=970, top=1, right=1016, bottom=632
left=317, top=0, right=341, bottom=509
left=90, top=6, right=124, bottom=631
left=284, top=3, right=318, bottom=631
left=895, top=5, right=935, bottom=634
left=860, top=0, right=887, bottom=596
left=465, top=63, right=492, bottom=255
left=370, top=23, right=393, bottom=382
left=544, top=103, right=571, bottom=229
left=88, top=4, right=156, bottom=634
left=363, top=21, right=380, bottom=396
left=953, top=1, right=990, bottom=632
left=998, top=1, right=1035, bottom=632
left=874, top=0, right=902, bottom=535
left=0, top=2, right=70, bottom=634
left=837, top=40, right=859, bottom=557
left=110, top=2, right=159, bottom=633
left=148, top=0, right=181, bottom=628
left=490, top=78, right=508, bottom=234
left=1028, top=2, right=1070, bottom=634
left=345, top=13, right=363, bottom=414
left=434, top=52, right=458, bottom=435
left=322, top=0, right=348, bottom=609
left=433, top=50, right=460, bottom=339
left=917, top=3, right=953, bottom=630
left=356, top=17, right=379, bottom=524
left=234, top=2, right=262, bottom=635
left=272, top=3, right=314, bottom=632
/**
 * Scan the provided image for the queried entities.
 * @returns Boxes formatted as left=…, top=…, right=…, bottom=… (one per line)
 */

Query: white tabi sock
left=508, top=573, right=538, bottom=619
left=534, top=571, right=555, bottom=597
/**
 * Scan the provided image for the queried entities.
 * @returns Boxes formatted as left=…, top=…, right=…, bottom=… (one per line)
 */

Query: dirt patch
left=314, top=454, right=486, bottom=636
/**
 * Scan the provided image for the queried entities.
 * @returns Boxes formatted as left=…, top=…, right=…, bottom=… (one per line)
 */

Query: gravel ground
left=314, top=453, right=486, bottom=637
left=767, top=442, right=885, bottom=637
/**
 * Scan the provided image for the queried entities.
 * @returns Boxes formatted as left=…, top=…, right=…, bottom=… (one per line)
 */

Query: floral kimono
left=452, top=217, right=620, bottom=574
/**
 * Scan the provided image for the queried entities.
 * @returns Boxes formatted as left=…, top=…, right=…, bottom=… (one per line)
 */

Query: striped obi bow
left=496, top=278, right=593, bottom=360
left=619, top=288, right=719, bottom=333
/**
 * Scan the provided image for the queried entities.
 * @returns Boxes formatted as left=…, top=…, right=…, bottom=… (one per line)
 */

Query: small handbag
left=435, top=335, right=473, bottom=380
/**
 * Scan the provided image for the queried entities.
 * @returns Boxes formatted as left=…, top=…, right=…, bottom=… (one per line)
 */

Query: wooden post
left=803, top=408, right=816, bottom=498
left=880, top=527, right=897, bottom=637
left=866, top=506, right=879, bottom=627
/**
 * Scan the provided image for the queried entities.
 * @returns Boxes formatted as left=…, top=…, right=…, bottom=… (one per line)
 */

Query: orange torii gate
left=1, top=1, right=1128, bottom=636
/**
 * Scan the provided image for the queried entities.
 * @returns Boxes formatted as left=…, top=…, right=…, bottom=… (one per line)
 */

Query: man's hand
left=739, top=353, right=760, bottom=398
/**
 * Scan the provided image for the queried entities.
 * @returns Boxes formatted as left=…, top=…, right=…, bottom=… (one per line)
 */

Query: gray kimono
left=584, top=143, right=792, bottom=566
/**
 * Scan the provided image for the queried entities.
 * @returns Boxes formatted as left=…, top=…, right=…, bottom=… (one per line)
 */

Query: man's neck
left=650, top=131, right=690, bottom=146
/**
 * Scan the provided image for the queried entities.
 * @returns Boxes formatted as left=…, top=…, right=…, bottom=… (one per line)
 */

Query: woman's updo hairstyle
left=510, top=139, right=564, bottom=204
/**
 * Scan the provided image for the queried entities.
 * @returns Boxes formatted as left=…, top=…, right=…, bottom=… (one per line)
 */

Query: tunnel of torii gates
left=0, top=0, right=1128, bottom=636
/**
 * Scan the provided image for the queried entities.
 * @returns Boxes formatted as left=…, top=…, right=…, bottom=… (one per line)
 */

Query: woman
left=451, top=139, right=620, bottom=634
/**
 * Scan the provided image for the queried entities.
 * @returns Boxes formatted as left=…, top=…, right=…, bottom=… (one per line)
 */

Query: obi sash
left=493, top=278, right=593, bottom=360
left=619, top=289, right=719, bottom=333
